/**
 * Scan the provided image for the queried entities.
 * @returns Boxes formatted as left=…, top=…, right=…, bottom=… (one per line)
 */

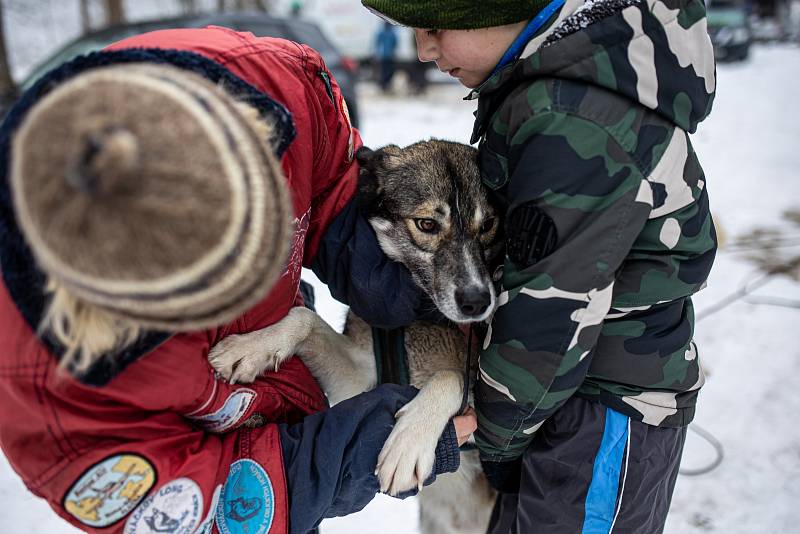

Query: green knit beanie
left=362, top=0, right=550, bottom=30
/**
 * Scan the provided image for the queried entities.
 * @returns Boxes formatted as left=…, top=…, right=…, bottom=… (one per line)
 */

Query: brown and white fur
left=209, top=140, right=502, bottom=533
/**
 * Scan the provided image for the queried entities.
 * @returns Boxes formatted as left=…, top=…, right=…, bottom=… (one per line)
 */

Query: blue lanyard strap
left=491, top=0, right=567, bottom=76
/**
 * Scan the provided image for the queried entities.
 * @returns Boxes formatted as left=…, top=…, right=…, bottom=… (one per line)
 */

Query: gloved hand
left=481, top=456, right=523, bottom=494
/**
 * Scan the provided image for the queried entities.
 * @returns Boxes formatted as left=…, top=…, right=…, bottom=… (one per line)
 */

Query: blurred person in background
left=291, top=0, right=304, bottom=18
left=374, top=20, right=398, bottom=92
left=0, top=26, right=474, bottom=534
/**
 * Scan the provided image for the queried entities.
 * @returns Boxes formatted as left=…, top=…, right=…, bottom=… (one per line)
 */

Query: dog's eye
left=480, top=218, right=496, bottom=234
left=415, top=218, right=440, bottom=234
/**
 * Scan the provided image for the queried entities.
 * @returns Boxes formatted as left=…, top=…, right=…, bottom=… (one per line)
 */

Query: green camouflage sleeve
left=475, top=109, right=657, bottom=461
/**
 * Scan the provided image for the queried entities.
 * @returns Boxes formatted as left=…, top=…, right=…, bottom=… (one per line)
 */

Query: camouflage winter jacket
left=472, top=0, right=717, bottom=462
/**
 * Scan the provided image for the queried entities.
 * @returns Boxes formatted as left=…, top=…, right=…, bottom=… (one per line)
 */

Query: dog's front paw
left=375, top=402, right=442, bottom=497
left=208, top=330, right=295, bottom=384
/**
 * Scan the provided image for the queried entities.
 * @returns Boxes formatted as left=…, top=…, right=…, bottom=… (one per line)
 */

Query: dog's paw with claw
left=208, top=326, right=298, bottom=384
left=375, top=402, right=442, bottom=496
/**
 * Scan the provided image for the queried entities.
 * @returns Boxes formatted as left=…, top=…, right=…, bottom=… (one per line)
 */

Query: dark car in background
left=707, top=0, right=752, bottom=62
left=18, top=12, right=360, bottom=127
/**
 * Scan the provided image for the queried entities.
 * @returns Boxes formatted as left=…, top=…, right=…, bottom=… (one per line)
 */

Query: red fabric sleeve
left=4, top=364, right=298, bottom=534
left=297, top=45, right=363, bottom=263
left=1, top=351, right=298, bottom=534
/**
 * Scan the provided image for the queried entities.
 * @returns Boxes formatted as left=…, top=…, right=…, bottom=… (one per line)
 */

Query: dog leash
left=458, top=325, right=479, bottom=451
left=460, top=325, right=474, bottom=413
left=371, top=326, right=410, bottom=387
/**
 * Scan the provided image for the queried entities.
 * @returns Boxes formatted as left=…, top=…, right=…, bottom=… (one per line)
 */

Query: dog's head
left=357, top=140, right=503, bottom=323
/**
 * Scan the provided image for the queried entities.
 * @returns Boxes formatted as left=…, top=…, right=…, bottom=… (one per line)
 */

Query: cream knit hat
left=10, top=63, right=292, bottom=332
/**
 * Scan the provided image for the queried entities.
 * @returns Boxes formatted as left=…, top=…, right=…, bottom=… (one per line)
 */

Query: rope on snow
left=679, top=423, right=725, bottom=477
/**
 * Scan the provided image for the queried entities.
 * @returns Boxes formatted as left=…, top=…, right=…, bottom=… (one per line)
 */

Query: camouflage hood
left=471, top=0, right=716, bottom=142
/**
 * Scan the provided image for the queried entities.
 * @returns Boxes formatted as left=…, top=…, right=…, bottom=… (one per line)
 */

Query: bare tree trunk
left=104, top=0, right=125, bottom=27
left=80, top=0, right=92, bottom=34
left=0, top=0, right=17, bottom=107
left=234, top=0, right=246, bottom=11
left=217, top=0, right=226, bottom=12
left=253, top=0, right=268, bottom=11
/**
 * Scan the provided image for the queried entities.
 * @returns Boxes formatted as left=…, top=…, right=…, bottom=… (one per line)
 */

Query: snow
left=1, top=32, right=799, bottom=534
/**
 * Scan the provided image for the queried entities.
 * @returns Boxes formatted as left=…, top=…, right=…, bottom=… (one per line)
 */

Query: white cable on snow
left=679, top=423, right=725, bottom=477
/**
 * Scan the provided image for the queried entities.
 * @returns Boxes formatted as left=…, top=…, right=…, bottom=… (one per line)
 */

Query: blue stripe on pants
left=582, top=408, right=629, bottom=534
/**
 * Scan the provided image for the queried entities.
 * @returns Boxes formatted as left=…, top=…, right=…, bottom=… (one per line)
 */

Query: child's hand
left=454, top=407, right=477, bottom=446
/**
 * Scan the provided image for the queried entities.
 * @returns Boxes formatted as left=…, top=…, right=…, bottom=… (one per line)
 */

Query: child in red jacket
left=0, top=28, right=473, bottom=534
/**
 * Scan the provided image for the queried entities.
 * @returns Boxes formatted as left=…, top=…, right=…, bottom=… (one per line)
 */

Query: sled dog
left=210, top=140, right=502, bottom=534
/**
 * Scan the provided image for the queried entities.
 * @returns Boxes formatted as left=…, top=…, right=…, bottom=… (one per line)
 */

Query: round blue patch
left=216, top=459, right=274, bottom=534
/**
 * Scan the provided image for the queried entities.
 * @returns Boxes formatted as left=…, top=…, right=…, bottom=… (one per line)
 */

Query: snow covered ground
left=0, top=31, right=798, bottom=534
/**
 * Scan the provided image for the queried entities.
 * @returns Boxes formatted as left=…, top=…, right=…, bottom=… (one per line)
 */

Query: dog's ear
left=356, top=146, right=378, bottom=168
left=356, top=145, right=400, bottom=217
left=356, top=146, right=379, bottom=194
left=356, top=145, right=401, bottom=173
left=357, top=176, right=380, bottom=217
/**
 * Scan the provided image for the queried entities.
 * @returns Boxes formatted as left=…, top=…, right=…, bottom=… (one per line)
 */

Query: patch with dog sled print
left=124, top=478, right=203, bottom=534
left=217, top=459, right=275, bottom=534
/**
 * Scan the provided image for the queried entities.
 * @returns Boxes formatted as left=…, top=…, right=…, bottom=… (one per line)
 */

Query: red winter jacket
left=0, top=27, right=361, bottom=534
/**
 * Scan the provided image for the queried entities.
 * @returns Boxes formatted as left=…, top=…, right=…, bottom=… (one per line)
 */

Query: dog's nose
left=456, top=287, right=491, bottom=317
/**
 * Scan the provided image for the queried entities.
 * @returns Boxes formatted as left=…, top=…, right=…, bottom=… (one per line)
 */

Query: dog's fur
left=209, top=140, right=501, bottom=533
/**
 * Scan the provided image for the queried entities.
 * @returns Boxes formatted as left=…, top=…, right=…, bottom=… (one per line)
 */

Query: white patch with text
left=124, top=478, right=203, bottom=534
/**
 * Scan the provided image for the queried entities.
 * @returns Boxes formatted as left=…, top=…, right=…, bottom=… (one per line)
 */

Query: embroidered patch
left=506, top=202, right=558, bottom=267
left=281, top=209, right=310, bottom=287
left=195, top=485, right=222, bottom=534
left=187, top=388, right=256, bottom=433
left=216, top=459, right=274, bottom=534
left=124, top=478, right=203, bottom=534
left=63, top=454, right=156, bottom=528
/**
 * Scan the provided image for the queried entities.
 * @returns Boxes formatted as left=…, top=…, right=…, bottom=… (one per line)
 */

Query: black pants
left=488, top=396, right=687, bottom=534
left=378, top=58, right=396, bottom=91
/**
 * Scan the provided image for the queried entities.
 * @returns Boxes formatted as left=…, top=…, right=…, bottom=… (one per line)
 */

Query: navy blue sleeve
left=311, top=197, right=440, bottom=329
left=279, top=384, right=460, bottom=533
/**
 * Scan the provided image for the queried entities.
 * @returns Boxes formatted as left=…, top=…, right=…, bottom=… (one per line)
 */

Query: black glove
left=312, top=198, right=429, bottom=329
left=481, top=456, right=523, bottom=494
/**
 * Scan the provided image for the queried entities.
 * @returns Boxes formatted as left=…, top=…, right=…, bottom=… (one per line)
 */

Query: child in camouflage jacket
left=363, top=1, right=717, bottom=532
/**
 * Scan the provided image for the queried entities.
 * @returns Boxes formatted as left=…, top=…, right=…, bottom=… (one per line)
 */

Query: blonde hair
left=232, top=100, right=274, bottom=147
left=42, top=278, right=142, bottom=375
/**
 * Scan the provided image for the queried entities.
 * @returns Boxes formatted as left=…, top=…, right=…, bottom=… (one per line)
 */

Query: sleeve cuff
left=433, top=420, right=461, bottom=475
left=480, top=457, right=522, bottom=493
